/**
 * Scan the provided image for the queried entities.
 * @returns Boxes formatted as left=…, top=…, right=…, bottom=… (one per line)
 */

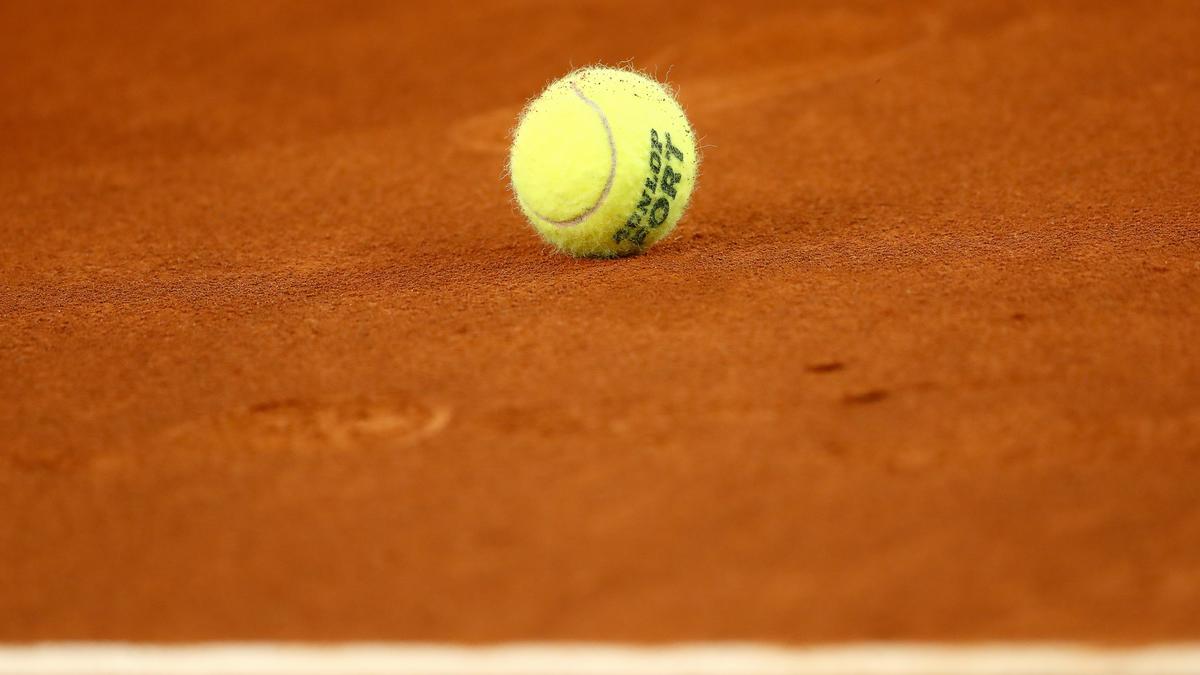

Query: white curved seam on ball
left=525, top=82, right=617, bottom=228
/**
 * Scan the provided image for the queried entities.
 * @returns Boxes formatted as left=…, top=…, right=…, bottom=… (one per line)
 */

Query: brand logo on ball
left=614, top=128, right=685, bottom=246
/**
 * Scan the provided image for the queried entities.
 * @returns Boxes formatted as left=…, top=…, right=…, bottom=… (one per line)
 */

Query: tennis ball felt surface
left=509, top=67, right=699, bottom=258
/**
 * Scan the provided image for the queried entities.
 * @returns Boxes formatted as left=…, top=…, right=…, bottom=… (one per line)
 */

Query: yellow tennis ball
left=509, top=67, right=699, bottom=258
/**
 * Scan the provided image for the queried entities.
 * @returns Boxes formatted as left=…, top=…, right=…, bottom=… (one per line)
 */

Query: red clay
left=1, top=0, right=1198, bottom=643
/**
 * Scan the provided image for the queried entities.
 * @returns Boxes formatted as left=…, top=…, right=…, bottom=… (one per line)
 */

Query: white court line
left=1, top=643, right=1199, bottom=675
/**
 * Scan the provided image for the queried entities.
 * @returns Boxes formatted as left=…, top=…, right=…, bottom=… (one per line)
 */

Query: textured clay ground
left=2, top=0, right=1199, bottom=643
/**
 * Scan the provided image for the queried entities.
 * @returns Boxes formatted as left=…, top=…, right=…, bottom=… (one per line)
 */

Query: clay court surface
left=2, top=0, right=1199, bottom=665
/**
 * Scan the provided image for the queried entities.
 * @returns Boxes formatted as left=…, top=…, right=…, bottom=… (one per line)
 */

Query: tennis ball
left=509, top=67, right=699, bottom=258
